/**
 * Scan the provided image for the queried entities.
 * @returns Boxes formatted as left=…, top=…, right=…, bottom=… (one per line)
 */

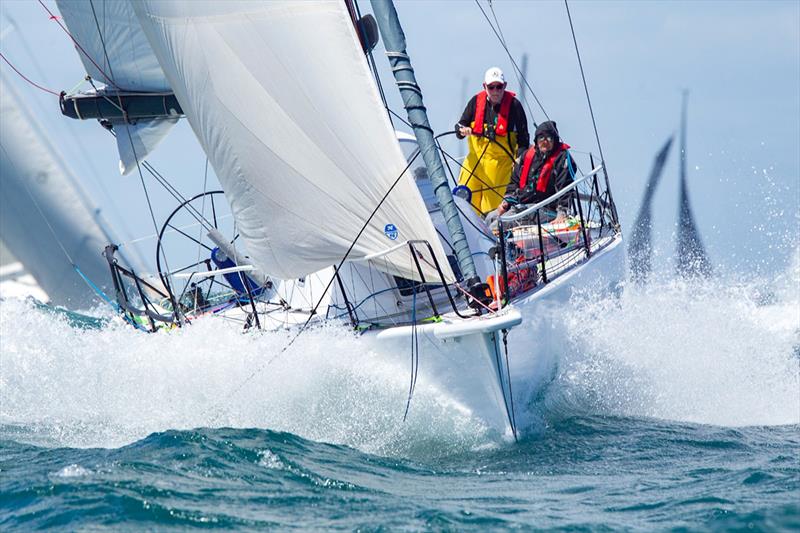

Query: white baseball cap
left=484, top=67, right=505, bottom=86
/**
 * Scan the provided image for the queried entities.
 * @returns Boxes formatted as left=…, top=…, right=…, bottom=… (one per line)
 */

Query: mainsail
left=0, top=73, right=112, bottom=307
left=132, top=0, right=454, bottom=283
left=675, top=91, right=712, bottom=278
left=55, top=0, right=179, bottom=175
left=628, top=135, right=673, bottom=283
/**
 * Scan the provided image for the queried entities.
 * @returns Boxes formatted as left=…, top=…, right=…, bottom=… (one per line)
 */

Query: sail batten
left=133, top=0, right=454, bottom=282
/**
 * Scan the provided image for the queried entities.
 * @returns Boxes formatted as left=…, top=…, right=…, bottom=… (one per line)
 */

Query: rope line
left=487, top=2, right=536, bottom=126
left=0, top=141, right=123, bottom=317
left=206, top=150, right=425, bottom=423
left=37, top=0, right=119, bottom=90
left=474, top=0, right=550, bottom=124
left=564, top=0, right=606, bottom=170
left=0, top=53, right=60, bottom=96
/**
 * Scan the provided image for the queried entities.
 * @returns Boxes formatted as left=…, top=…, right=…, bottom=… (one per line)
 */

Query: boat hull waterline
left=373, top=234, right=624, bottom=439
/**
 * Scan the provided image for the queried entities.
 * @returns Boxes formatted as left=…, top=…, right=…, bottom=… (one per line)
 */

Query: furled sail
left=132, top=0, right=454, bottom=283
left=56, top=0, right=179, bottom=174
left=0, top=73, right=112, bottom=308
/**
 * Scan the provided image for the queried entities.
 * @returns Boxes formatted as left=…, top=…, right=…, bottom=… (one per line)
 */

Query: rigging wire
left=84, top=0, right=182, bottom=315
left=207, top=150, right=425, bottom=423
left=564, top=0, right=618, bottom=225
left=352, top=0, right=395, bottom=129
left=564, top=0, right=606, bottom=174
left=37, top=0, right=119, bottom=90
left=474, top=0, right=550, bottom=125
left=486, top=2, right=537, bottom=128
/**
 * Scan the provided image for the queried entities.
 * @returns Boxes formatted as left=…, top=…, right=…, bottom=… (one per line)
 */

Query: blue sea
left=2, top=262, right=798, bottom=530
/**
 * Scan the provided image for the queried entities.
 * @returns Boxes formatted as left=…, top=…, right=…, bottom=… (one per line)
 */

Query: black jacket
left=505, top=143, right=575, bottom=210
left=455, top=93, right=529, bottom=157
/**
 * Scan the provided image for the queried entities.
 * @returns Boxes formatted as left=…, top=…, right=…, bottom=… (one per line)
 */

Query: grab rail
left=499, top=164, right=604, bottom=223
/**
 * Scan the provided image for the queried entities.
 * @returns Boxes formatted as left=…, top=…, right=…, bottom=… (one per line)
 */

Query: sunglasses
left=537, top=135, right=554, bottom=143
left=486, top=84, right=504, bottom=91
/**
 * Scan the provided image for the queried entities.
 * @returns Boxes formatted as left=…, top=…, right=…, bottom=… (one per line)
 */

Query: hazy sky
left=1, top=0, right=798, bottom=277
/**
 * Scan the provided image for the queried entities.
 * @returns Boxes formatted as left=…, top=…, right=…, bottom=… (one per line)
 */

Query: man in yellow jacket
left=455, top=67, right=529, bottom=215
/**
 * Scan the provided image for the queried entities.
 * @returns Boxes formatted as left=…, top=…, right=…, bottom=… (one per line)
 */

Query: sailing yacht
left=0, top=72, right=121, bottom=308
left=55, top=0, right=623, bottom=438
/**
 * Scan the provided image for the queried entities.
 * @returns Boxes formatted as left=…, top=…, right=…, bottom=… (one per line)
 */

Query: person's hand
left=552, top=206, right=568, bottom=225
left=458, top=125, right=472, bottom=137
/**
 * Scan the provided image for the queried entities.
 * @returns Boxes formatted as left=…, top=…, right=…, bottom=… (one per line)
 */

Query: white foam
left=51, top=464, right=91, bottom=478
left=556, top=260, right=800, bottom=427
left=1, top=252, right=797, bottom=453
left=0, top=299, right=490, bottom=454
left=257, top=449, right=285, bottom=469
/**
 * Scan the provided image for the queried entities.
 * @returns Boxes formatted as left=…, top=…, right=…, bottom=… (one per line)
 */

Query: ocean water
left=1, top=256, right=798, bottom=530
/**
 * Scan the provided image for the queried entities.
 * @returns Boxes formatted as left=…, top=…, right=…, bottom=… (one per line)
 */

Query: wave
left=2, top=250, right=797, bottom=453
left=0, top=298, right=491, bottom=455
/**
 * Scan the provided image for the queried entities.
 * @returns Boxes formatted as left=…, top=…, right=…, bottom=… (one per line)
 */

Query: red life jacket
left=472, top=90, right=515, bottom=137
left=519, top=143, right=570, bottom=193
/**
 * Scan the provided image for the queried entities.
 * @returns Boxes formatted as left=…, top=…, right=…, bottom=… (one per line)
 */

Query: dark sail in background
left=676, top=91, right=713, bottom=278
left=628, top=135, right=674, bottom=284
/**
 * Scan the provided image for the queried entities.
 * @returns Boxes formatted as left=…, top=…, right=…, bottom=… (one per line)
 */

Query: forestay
left=56, top=0, right=178, bottom=174
left=132, top=0, right=455, bottom=283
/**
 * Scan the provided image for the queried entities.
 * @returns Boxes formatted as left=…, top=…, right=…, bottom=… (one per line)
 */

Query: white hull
left=371, top=234, right=625, bottom=439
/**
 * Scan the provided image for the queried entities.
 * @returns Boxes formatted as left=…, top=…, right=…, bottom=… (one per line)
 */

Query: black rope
left=403, top=288, right=420, bottom=421
left=487, top=2, right=537, bottom=126
left=207, top=150, right=425, bottom=423
left=88, top=0, right=183, bottom=320
left=501, top=329, right=518, bottom=441
left=474, top=0, right=549, bottom=125
left=564, top=0, right=606, bottom=175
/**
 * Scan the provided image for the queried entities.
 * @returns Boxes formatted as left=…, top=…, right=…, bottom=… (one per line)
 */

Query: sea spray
left=553, top=262, right=800, bottom=427
left=2, top=253, right=797, bottom=454
left=0, top=298, right=491, bottom=456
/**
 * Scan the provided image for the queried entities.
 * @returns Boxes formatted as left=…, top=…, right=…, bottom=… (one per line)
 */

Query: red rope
left=0, top=53, right=60, bottom=96
left=37, top=0, right=119, bottom=90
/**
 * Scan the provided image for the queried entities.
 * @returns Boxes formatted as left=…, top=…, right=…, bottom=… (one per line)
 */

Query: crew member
left=455, top=67, right=529, bottom=215
left=497, top=120, right=575, bottom=222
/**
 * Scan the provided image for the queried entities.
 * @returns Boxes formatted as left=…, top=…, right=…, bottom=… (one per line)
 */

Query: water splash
left=553, top=254, right=799, bottom=427
left=2, top=252, right=797, bottom=453
left=0, top=298, right=490, bottom=455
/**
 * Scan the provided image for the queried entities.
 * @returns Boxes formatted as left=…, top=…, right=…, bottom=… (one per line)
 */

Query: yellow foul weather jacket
left=456, top=91, right=529, bottom=215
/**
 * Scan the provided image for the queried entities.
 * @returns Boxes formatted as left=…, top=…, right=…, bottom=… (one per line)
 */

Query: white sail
left=56, top=0, right=178, bottom=174
left=0, top=73, right=111, bottom=308
left=132, top=0, right=454, bottom=283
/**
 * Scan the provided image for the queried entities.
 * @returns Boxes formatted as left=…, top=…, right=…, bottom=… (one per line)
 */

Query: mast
left=519, top=53, right=529, bottom=109
left=370, top=0, right=480, bottom=288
